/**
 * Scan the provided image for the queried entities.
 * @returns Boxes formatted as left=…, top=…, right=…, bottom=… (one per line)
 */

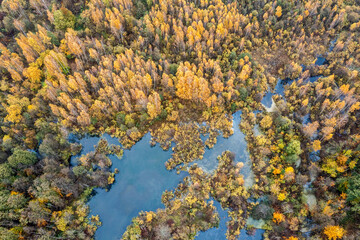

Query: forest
left=0, top=0, right=359, bottom=239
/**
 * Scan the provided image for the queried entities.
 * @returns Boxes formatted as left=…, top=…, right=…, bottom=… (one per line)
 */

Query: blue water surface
left=194, top=111, right=251, bottom=178
left=196, top=199, right=265, bottom=240
left=72, top=111, right=258, bottom=239
left=261, top=53, right=330, bottom=108
left=71, top=133, right=187, bottom=240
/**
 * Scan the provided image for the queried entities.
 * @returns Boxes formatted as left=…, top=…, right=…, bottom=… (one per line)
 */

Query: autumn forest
left=0, top=0, right=360, bottom=239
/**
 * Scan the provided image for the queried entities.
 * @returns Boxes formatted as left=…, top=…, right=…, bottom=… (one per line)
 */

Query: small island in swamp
left=0, top=0, right=360, bottom=240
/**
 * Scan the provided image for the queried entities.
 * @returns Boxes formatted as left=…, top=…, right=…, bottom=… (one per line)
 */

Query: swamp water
left=72, top=41, right=336, bottom=240
left=71, top=111, right=262, bottom=239
left=71, top=133, right=186, bottom=239
left=72, top=75, right=319, bottom=240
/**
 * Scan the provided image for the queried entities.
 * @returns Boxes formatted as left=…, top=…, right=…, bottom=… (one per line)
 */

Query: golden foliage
left=286, top=237, right=299, bottom=240
left=323, top=225, right=346, bottom=240
left=278, top=193, right=286, bottom=201
left=275, top=6, right=282, bottom=18
left=260, top=115, right=273, bottom=129
left=147, top=91, right=162, bottom=119
left=273, top=212, right=285, bottom=224
left=313, top=140, right=322, bottom=152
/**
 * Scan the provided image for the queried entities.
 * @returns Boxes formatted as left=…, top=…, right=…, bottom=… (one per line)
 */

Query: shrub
left=54, top=8, right=76, bottom=31
left=8, top=149, right=37, bottom=169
